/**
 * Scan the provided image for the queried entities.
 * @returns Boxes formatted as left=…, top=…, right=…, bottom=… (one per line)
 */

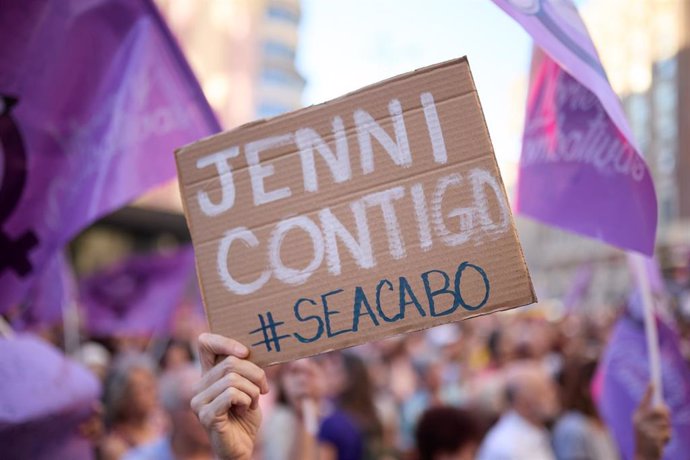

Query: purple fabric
left=492, top=1, right=657, bottom=255
left=595, top=315, right=690, bottom=460
left=0, top=334, right=101, bottom=459
left=11, top=252, right=76, bottom=330
left=563, top=262, right=593, bottom=312
left=318, top=408, right=365, bottom=460
left=0, top=0, right=220, bottom=315
left=80, top=246, right=196, bottom=337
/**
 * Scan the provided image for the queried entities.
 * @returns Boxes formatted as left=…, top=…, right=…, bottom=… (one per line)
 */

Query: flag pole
left=62, top=300, right=80, bottom=355
left=632, top=252, right=663, bottom=406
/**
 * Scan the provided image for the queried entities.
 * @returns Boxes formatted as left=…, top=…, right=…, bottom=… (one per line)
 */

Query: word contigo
left=218, top=169, right=507, bottom=296
left=249, top=261, right=491, bottom=352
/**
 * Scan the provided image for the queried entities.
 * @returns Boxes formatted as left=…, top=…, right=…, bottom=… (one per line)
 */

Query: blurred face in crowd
left=125, top=367, right=158, bottom=418
left=160, top=366, right=211, bottom=453
left=165, top=345, right=189, bottom=369
left=280, top=358, right=322, bottom=408
left=424, top=362, right=444, bottom=392
left=169, top=395, right=210, bottom=449
left=317, top=353, right=346, bottom=398
left=509, top=363, right=560, bottom=426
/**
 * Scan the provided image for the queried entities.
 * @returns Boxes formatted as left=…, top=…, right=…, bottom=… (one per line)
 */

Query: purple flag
left=0, top=334, right=101, bottom=459
left=562, top=262, right=593, bottom=313
left=595, top=314, right=690, bottom=460
left=9, top=252, right=76, bottom=331
left=492, top=0, right=657, bottom=255
left=0, top=0, right=220, bottom=315
left=80, top=246, right=196, bottom=337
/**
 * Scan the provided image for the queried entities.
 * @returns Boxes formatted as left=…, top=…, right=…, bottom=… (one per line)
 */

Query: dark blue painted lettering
left=293, top=297, right=323, bottom=343
left=399, top=276, right=426, bottom=318
left=321, top=288, right=352, bottom=337
left=375, top=278, right=401, bottom=322
left=422, top=269, right=459, bottom=317
left=352, top=286, right=379, bottom=332
left=454, top=262, right=490, bottom=311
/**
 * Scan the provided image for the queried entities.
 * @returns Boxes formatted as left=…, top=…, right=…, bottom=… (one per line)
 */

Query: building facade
left=583, top=0, right=690, bottom=248
left=154, top=0, right=305, bottom=127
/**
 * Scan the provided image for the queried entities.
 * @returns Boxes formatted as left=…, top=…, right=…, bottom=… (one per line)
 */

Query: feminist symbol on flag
left=87, top=271, right=146, bottom=320
left=0, top=95, right=39, bottom=277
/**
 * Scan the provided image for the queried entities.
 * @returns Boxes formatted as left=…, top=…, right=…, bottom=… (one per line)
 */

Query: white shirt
left=478, top=411, right=556, bottom=460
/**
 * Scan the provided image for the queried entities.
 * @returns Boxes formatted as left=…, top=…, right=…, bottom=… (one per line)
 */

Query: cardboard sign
left=176, top=58, right=536, bottom=366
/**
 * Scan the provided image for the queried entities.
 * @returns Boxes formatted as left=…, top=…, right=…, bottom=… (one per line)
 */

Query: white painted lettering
left=296, top=116, right=351, bottom=192
left=355, top=99, right=411, bottom=174
left=196, top=147, right=240, bottom=216
left=246, top=134, right=294, bottom=206
left=269, top=215, right=325, bottom=285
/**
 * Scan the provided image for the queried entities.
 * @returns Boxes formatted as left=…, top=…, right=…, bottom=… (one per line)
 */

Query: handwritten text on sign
left=176, top=58, right=536, bottom=366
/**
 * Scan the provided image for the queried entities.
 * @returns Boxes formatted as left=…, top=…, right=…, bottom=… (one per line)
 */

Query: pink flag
left=0, top=0, right=220, bottom=315
left=492, top=0, right=657, bottom=255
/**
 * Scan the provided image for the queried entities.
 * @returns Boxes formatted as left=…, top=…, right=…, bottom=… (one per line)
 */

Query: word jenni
left=196, top=92, right=510, bottom=295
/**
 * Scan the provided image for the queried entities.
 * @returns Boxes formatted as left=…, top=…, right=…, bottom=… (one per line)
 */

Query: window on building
left=260, top=68, right=302, bottom=89
left=266, top=4, right=299, bottom=24
left=263, top=40, right=296, bottom=61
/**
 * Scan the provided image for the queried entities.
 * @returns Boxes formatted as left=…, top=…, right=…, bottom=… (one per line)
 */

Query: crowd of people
left=44, top=284, right=684, bottom=460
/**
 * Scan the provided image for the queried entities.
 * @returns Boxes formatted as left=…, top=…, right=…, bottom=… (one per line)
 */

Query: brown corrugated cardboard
left=175, top=57, right=536, bottom=367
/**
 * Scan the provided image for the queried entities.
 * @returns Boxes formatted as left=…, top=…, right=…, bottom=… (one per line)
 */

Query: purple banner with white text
left=492, top=0, right=657, bottom=255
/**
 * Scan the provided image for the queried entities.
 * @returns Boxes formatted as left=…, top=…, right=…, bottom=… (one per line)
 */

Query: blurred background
left=5, top=2, right=690, bottom=460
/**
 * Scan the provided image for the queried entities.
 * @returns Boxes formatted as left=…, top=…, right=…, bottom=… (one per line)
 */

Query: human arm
left=190, top=333, right=269, bottom=460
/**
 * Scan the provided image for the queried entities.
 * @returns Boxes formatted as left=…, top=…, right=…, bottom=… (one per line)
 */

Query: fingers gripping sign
left=633, top=385, right=672, bottom=460
left=192, top=333, right=269, bottom=460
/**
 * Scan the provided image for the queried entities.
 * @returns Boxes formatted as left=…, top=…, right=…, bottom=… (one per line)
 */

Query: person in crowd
left=101, top=353, right=167, bottom=459
left=414, top=406, right=483, bottom=460
left=400, top=358, right=462, bottom=450
left=552, top=357, right=618, bottom=460
left=160, top=338, right=196, bottom=372
left=477, top=360, right=560, bottom=460
left=261, top=358, right=323, bottom=459
left=124, top=365, right=213, bottom=460
left=317, top=352, right=384, bottom=460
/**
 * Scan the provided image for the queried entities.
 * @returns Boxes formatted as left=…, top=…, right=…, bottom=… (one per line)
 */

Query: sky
left=296, top=0, right=534, bottom=181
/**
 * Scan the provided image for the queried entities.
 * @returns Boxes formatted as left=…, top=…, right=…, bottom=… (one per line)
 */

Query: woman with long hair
left=318, top=352, right=384, bottom=460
